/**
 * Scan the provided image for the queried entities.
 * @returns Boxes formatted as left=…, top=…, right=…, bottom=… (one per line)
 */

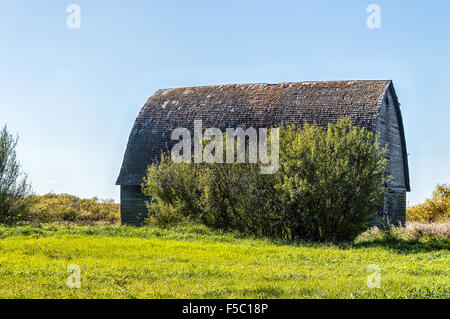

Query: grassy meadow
left=0, top=224, right=448, bottom=299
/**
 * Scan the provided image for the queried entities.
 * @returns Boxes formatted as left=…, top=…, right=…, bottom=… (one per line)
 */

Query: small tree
left=0, top=125, right=32, bottom=224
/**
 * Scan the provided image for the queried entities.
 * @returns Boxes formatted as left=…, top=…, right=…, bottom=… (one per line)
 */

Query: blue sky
left=0, top=0, right=449, bottom=205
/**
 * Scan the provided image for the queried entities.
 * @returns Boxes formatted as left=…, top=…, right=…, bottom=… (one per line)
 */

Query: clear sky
left=1, top=0, right=449, bottom=205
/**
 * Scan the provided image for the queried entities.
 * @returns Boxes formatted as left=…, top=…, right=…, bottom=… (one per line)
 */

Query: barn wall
left=120, top=185, right=149, bottom=225
left=375, top=90, right=407, bottom=225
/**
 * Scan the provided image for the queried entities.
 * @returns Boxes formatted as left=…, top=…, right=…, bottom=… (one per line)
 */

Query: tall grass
left=358, top=222, right=450, bottom=240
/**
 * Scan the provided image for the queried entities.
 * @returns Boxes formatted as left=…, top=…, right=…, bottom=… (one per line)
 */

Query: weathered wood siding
left=375, top=89, right=407, bottom=225
left=120, top=185, right=148, bottom=225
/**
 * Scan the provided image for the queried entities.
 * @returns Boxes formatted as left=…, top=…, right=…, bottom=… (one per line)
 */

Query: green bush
left=275, top=120, right=388, bottom=241
left=200, top=161, right=280, bottom=234
left=142, top=156, right=204, bottom=226
left=0, top=125, right=32, bottom=224
left=143, top=153, right=280, bottom=234
left=142, top=118, right=388, bottom=242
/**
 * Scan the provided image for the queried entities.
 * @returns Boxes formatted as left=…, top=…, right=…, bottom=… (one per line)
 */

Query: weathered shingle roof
left=117, top=80, right=397, bottom=186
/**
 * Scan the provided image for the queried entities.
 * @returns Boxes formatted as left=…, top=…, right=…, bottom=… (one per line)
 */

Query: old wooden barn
left=116, top=80, right=410, bottom=226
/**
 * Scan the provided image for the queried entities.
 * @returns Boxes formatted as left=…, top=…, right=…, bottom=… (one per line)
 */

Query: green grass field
left=0, top=225, right=448, bottom=299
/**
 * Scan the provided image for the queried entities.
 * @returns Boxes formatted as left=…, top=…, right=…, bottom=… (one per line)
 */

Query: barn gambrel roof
left=116, top=80, right=410, bottom=190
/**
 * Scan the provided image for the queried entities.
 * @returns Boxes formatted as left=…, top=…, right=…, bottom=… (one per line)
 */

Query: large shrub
left=142, top=119, right=388, bottom=241
left=143, top=150, right=281, bottom=234
left=275, top=120, right=388, bottom=241
left=0, top=125, right=32, bottom=224
left=407, top=184, right=450, bottom=222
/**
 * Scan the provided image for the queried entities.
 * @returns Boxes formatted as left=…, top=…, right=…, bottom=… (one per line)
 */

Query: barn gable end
left=117, top=80, right=410, bottom=226
left=374, top=83, right=410, bottom=225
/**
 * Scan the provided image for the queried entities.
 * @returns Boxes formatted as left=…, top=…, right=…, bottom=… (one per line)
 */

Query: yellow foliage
left=407, top=184, right=450, bottom=222
left=28, top=193, right=120, bottom=225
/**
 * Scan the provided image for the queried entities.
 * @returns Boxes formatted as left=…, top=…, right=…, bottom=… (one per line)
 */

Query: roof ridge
left=156, top=80, right=392, bottom=92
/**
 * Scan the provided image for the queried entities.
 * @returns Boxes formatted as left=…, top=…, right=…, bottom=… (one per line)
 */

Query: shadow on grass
left=1, top=223, right=448, bottom=255
left=338, top=234, right=450, bottom=254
